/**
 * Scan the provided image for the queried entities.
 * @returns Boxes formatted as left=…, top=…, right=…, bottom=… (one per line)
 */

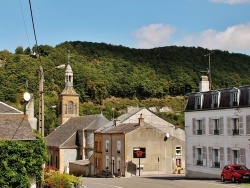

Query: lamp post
left=38, top=64, right=65, bottom=137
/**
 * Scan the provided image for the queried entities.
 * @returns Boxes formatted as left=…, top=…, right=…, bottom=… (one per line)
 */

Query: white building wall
left=185, top=107, right=250, bottom=179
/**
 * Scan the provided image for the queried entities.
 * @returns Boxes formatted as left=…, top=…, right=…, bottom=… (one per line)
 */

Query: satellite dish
left=166, top=133, right=170, bottom=138
left=23, top=92, right=31, bottom=102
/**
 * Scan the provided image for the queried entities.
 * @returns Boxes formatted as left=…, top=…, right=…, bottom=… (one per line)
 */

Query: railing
left=214, top=130, right=219, bottom=135
left=214, top=162, right=220, bottom=168
left=197, top=130, right=202, bottom=135
left=232, top=129, right=239, bottom=135
left=197, top=160, right=203, bottom=166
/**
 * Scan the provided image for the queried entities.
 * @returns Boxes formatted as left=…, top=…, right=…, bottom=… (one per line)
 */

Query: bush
left=44, top=167, right=80, bottom=188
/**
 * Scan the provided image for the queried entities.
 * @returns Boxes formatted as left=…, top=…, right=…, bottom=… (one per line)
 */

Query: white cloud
left=177, top=23, right=250, bottom=53
left=210, top=0, right=250, bottom=5
left=133, top=24, right=176, bottom=48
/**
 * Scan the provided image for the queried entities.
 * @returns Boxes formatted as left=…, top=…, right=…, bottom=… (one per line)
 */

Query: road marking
left=180, top=180, right=245, bottom=188
left=85, top=182, right=124, bottom=188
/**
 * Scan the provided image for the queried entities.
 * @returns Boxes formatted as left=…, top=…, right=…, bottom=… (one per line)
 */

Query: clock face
left=23, top=92, right=31, bottom=102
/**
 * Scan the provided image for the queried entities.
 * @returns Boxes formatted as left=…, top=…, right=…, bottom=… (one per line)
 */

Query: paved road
left=81, top=174, right=248, bottom=188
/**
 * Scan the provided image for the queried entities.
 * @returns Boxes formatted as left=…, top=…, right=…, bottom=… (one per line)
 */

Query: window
left=176, top=146, right=182, bottom=155
left=233, top=150, right=239, bottom=164
left=196, top=96, right=201, bottom=109
left=232, top=118, right=239, bottom=135
left=193, top=118, right=205, bottom=135
left=212, top=91, right=220, bottom=108
left=106, top=156, right=109, bottom=169
left=197, top=120, right=202, bottom=135
left=213, top=149, right=220, bottom=168
left=95, top=157, right=99, bottom=168
left=105, top=140, right=109, bottom=152
left=233, top=92, right=238, bottom=106
left=68, top=101, right=74, bottom=114
left=197, top=148, right=202, bottom=166
left=117, top=141, right=121, bottom=154
left=117, top=158, right=121, bottom=171
left=213, top=119, right=219, bottom=135
left=230, top=88, right=240, bottom=107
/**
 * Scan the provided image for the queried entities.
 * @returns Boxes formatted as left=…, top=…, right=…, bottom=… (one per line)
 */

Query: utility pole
left=204, top=52, right=214, bottom=90
left=38, top=65, right=44, bottom=137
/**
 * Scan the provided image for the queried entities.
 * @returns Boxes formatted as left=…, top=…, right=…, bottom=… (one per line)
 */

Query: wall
left=60, top=148, right=77, bottom=173
left=125, top=124, right=170, bottom=177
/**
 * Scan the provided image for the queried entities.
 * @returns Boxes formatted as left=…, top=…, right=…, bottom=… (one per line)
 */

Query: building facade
left=94, top=108, right=185, bottom=177
left=185, top=77, right=250, bottom=179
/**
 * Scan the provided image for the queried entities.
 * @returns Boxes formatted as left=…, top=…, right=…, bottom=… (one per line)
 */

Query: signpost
left=133, top=147, right=146, bottom=176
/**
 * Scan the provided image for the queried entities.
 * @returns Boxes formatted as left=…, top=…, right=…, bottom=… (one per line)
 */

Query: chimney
left=138, top=113, right=144, bottom=127
left=199, top=76, right=209, bottom=92
left=113, top=119, right=120, bottom=126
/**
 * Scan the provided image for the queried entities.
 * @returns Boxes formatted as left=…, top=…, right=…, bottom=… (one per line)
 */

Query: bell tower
left=58, top=56, right=79, bottom=125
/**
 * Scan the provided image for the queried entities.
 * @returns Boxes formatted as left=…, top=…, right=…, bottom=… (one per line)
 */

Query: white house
left=185, top=76, right=250, bottom=179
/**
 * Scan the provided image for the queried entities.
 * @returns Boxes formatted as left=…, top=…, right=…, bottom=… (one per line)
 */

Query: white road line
left=180, top=180, right=246, bottom=188
left=85, top=182, right=124, bottom=188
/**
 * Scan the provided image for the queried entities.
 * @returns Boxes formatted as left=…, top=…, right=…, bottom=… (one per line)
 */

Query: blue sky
left=1, top=0, right=250, bottom=55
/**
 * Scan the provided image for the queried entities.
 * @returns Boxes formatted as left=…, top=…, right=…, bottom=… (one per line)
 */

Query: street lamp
left=38, top=64, right=65, bottom=137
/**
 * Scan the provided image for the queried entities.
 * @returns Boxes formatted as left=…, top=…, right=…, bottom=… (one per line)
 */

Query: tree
left=15, top=46, right=23, bottom=54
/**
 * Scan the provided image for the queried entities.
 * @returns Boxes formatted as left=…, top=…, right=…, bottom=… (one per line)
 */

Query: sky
left=1, top=0, right=250, bottom=55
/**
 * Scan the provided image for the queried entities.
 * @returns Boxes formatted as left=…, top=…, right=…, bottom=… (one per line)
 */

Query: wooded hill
left=0, top=41, right=250, bottom=133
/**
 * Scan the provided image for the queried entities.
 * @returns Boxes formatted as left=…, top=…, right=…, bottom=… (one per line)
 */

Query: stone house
left=94, top=107, right=185, bottom=177
left=185, top=76, right=250, bottom=179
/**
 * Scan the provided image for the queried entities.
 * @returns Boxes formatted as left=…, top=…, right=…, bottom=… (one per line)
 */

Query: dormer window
left=230, top=88, right=240, bottom=107
left=211, top=91, right=220, bottom=108
left=195, top=93, right=203, bottom=110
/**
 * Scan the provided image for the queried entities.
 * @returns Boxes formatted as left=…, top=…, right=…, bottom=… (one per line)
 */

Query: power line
left=28, top=0, right=40, bottom=59
left=19, top=0, right=31, bottom=50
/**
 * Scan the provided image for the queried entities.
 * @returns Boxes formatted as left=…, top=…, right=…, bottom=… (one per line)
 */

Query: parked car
left=221, top=164, right=250, bottom=183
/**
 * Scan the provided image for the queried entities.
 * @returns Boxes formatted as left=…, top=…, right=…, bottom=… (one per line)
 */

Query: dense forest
left=1, top=41, right=250, bottom=134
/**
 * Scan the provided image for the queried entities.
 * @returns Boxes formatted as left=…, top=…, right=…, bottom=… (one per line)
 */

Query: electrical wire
left=19, top=0, right=31, bottom=50
left=28, top=0, right=41, bottom=62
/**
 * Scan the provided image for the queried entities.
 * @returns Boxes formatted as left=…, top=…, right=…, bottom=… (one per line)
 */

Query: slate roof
left=46, top=114, right=109, bottom=147
left=185, top=85, right=250, bottom=111
left=0, top=101, right=23, bottom=114
left=96, top=107, right=143, bottom=133
left=101, top=123, right=139, bottom=134
left=0, top=114, right=36, bottom=140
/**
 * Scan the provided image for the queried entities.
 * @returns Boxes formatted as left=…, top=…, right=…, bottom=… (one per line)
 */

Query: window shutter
left=219, top=117, right=224, bottom=135
left=202, top=146, right=207, bottom=166
left=246, top=115, right=250, bottom=135
left=209, top=118, right=212, bottom=135
left=202, top=118, right=206, bottom=135
left=227, top=148, right=231, bottom=164
left=240, top=148, right=246, bottom=165
left=220, top=147, right=224, bottom=168
left=227, top=117, right=232, bottom=135
left=239, top=116, right=244, bottom=135
left=208, top=147, right=212, bottom=167
left=192, top=118, right=196, bottom=135
left=193, top=146, right=196, bottom=165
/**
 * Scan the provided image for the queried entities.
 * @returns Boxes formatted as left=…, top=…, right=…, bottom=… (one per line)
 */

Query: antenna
left=202, top=51, right=214, bottom=90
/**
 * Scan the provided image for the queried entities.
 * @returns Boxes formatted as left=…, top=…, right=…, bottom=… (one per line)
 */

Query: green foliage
left=0, top=133, right=48, bottom=187
left=1, top=42, right=250, bottom=131
left=15, top=46, right=24, bottom=54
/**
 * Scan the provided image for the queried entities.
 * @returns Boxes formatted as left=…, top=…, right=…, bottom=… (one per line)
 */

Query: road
left=81, top=174, right=248, bottom=188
